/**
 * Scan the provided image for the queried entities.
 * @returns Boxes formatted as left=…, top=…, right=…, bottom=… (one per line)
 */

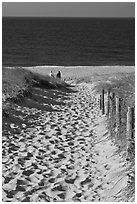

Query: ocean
left=2, top=17, right=135, bottom=67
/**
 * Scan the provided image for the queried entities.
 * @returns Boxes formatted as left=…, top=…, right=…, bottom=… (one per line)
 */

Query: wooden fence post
left=126, top=107, right=134, bottom=144
left=102, top=89, right=105, bottom=114
left=100, top=94, right=102, bottom=110
left=116, top=97, right=121, bottom=134
left=109, top=92, right=112, bottom=118
left=109, top=92, right=115, bottom=117
left=106, top=89, right=110, bottom=116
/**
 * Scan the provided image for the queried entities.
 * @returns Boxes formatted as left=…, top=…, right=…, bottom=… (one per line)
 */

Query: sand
left=23, top=65, right=135, bottom=81
left=2, top=80, right=131, bottom=202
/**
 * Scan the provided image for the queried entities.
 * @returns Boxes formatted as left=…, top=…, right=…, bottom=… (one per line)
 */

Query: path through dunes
left=2, top=83, right=129, bottom=202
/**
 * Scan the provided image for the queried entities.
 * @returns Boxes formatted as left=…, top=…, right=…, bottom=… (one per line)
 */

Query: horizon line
left=2, top=16, right=135, bottom=18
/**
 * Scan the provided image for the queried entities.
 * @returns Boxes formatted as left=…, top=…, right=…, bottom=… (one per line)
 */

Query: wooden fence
left=99, top=89, right=135, bottom=151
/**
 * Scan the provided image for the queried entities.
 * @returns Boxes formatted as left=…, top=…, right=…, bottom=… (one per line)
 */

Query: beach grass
left=2, top=67, right=72, bottom=120
left=2, top=67, right=70, bottom=103
left=2, top=68, right=33, bottom=101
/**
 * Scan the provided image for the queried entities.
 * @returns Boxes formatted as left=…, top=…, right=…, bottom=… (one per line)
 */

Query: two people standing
left=49, top=70, right=61, bottom=79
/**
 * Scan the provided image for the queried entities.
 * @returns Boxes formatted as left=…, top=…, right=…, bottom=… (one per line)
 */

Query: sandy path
left=2, top=83, right=129, bottom=202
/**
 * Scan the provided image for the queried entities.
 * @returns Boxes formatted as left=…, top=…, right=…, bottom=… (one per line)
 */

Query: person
left=49, top=70, right=54, bottom=78
left=56, top=71, right=61, bottom=79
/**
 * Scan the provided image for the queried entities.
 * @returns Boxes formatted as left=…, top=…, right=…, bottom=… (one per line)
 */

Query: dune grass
left=2, top=67, right=71, bottom=116
left=3, top=67, right=70, bottom=100
left=3, top=68, right=33, bottom=101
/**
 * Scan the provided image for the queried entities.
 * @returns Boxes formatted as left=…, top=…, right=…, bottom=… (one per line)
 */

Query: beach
left=23, top=65, right=135, bottom=80
left=2, top=66, right=135, bottom=202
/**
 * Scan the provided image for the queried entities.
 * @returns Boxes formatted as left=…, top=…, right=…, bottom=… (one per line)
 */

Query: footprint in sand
left=2, top=83, right=129, bottom=202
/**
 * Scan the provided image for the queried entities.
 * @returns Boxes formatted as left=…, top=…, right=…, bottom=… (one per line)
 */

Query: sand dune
left=2, top=82, right=130, bottom=202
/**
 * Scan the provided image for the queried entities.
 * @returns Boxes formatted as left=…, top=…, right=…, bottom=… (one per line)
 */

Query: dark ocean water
left=2, top=17, right=135, bottom=67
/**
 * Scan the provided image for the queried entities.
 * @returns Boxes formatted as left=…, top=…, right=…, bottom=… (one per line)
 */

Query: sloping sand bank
left=2, top=81, right=131, bottom=202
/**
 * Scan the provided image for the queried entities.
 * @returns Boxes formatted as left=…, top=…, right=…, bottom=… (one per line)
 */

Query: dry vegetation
left=2, top=68, right=33, bottom=99
left=2, top=67, right=70, bottom=113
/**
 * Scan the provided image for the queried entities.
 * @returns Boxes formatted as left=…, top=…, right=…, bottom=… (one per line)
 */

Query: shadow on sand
left=3, top=85, right=77, bottom=133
